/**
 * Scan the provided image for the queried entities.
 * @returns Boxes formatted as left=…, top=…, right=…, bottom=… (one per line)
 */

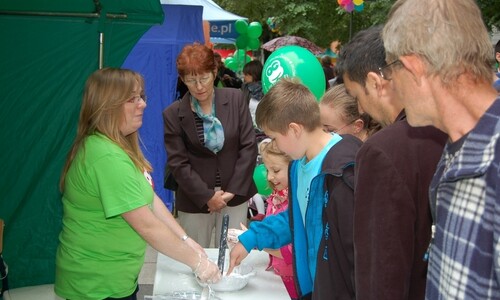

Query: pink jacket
left=265, top=188, right=294, bottom=277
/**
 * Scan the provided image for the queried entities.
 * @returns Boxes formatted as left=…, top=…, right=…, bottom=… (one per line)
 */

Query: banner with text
left=210, top=20, right=238, bottom=39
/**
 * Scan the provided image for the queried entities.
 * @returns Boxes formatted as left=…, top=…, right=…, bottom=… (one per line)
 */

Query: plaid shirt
left=426, top=98, right=500, bottom=299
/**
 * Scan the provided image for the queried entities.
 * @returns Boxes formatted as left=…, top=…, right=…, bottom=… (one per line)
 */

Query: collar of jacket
left=178, top=89, right=230, bottom=119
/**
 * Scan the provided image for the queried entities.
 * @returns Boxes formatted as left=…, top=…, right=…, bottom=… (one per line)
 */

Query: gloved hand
left=227, top=222, right=247, bottom=249
left=192, top=254, right=221, bottom=284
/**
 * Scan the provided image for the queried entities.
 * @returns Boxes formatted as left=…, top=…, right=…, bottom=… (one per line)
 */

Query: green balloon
left=225, top=57, right=238, bottom=71
left=247, top=22, right=263, bottom=38
left=253, top=164, right=272, bottom=196
left=248, top=38, right=261, bottom=50
left=235, top=19, right=248, bottom=34
left=235, top=49, right=247, bottom=61
left=236, top=35, right=248, bottom=49
left=262, top=45, right=325, bottom=101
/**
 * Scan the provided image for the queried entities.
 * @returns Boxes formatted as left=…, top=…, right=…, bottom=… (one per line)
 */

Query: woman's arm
left=151, top=193, right=205, bottom=256
left=122, top=204, right=219, bottom=282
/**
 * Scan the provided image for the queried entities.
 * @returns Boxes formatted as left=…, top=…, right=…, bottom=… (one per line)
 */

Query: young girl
left=259, top=138, right=297, bottom=300
left=319, top=83, right=381, bottom=141
left=241, top=60, right=263, bottom=127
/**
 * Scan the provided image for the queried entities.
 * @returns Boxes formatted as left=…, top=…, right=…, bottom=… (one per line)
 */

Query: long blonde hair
left=60, top=68, right=151, bottom=191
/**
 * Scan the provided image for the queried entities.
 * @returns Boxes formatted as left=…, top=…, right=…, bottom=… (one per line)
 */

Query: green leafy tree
left=216, top=0, right=499, bottom=49
left=478, top=0, right=500, bottom=30
left=216, top=0, right=399, bottom=47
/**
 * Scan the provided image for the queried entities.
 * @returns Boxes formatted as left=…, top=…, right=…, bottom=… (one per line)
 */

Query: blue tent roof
left=160, top=0, right=245, bottom=21
left=160, top=0, right=246, bottom=39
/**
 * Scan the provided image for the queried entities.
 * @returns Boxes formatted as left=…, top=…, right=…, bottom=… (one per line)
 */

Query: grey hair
left=383, top=0, right=494, bottom=86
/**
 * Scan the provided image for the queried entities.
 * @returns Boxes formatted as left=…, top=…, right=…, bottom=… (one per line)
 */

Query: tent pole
left=99, top=32, right=104, bottom=69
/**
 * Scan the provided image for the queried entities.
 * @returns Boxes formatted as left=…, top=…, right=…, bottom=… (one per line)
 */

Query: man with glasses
left=336, top=25, right=447, bottom=299
left=383, top=0, right=500, bottom=298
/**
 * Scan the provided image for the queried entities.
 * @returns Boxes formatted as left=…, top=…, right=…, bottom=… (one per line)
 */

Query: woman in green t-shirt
left=55, top=68, right=221, bottom=300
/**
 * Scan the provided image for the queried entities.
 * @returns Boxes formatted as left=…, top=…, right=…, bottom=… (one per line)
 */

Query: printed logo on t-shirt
left=143, top=171, right=154, bottom=188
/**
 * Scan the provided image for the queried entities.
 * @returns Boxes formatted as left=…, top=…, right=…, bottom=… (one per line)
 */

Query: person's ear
left=352, top=118, right=364, bottom=133
left=399, top=55, right=425, bottom=87
left=366, top=71, right=385, bottom=96
left=288, top=122, right=302, bottom=138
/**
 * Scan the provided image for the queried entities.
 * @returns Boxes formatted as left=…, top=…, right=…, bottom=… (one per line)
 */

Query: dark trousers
left=67, top=286, right=139, bottom=300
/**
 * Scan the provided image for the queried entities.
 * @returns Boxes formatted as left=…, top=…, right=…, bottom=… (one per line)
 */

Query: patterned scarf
left=191, top=95, right=225, bottom=153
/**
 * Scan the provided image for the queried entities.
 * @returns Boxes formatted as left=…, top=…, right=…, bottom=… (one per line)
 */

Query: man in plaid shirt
left=382, top=0, right=500, bottom=299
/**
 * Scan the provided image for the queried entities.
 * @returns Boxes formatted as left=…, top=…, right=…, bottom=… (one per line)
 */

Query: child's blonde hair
left=321, top=84, right=381, bottom=137
left=258, top=138, right=292, bottom=190
left=259, top=138, right=291, bottom=160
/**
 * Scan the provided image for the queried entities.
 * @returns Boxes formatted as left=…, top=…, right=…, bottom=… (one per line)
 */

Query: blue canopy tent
left=122, top=4, right=205, bottom=209
left=160, top=0, right=246, bottom=43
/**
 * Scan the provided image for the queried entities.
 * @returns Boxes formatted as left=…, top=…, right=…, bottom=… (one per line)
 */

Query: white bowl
left=196, top=263, right=255, bottom=292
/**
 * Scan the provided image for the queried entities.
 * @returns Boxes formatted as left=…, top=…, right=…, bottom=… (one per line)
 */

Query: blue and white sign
left=210, top=21, right=238, bottom=39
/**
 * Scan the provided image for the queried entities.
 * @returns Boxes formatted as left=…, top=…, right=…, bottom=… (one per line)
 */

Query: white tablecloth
left=153, top=248, right=290, bottom=299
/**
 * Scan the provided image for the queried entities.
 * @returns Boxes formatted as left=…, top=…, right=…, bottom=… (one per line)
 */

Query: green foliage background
left=216, top=0, right=500, bottom=49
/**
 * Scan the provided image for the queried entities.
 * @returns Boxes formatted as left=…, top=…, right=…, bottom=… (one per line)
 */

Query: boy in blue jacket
left=227, top=78, right=361, bottom=299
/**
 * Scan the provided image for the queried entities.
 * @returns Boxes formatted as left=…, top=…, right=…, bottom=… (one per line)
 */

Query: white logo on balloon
left=265, top=60, right=284, bottom=84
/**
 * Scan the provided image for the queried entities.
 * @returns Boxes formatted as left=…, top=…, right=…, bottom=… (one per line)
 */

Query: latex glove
left=227, top=223, right=247, bottom=249
left=192, top=254, right=221, bottom=284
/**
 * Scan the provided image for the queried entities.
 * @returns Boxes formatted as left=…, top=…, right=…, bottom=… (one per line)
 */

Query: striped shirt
left=426, top=98, right=500, bottom=299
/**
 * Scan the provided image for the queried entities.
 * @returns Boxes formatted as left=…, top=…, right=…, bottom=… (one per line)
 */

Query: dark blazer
left=353, top=111, right=447, bottom=300
left=163, top=88, right=257, bottom=213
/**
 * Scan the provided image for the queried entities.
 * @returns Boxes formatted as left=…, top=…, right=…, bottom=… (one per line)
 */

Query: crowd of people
left=337, top=26, right=448, bottom=299
left=53, top=0, right=500, bottom=299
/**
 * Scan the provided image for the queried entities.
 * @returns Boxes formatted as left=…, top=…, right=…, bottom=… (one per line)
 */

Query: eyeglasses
left=127, top=94, right=146, bottom=105
left=324, top=119, right=356, bottom=134
left=184, top=74, right=213, bottom=87
left=378, top=59, right=401, bottom=81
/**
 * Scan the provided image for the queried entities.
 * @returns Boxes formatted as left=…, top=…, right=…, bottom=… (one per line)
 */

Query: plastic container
left=195, top=263, right=255, bottom=292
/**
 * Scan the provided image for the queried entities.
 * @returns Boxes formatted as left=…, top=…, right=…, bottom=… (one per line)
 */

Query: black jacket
left=289, top=134, right=361, bottom=300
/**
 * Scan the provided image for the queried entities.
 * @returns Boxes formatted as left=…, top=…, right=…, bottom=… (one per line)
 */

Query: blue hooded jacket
left=239, top=134, right=361, bottom=299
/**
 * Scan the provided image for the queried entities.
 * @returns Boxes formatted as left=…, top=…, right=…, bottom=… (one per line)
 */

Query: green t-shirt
left=55, top=133, right=153, bottom=300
